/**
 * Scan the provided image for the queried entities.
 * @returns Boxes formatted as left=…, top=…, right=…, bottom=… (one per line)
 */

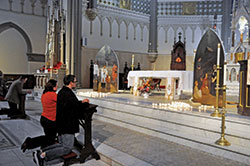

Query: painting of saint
left=193, top=29, right=224, bottom=107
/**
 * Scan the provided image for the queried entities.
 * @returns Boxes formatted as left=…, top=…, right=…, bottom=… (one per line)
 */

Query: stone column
left=140, top=24, right=143, bottom=41
left=248, top=25, right=250, bottom=45
left=148, top=0, right=158, bottom=63
left=20, top=0, right=25, bottom=13
left=66, top=0, right=82, bottom=83
left=221, top=0, right=233, bottom=52
left=232, top=28, right=235, bottom=47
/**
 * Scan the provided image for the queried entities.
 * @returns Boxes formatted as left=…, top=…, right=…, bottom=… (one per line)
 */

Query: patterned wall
left=97, top=0, right=150, bottom=14
left=158, top=1, right=223, bottom=16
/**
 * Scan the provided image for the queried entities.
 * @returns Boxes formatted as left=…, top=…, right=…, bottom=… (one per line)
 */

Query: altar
left=127, top=70, right=193, bottom=99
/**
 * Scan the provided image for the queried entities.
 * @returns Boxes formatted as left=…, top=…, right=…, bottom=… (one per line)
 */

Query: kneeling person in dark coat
left=33, top=75, right=89, bottom=166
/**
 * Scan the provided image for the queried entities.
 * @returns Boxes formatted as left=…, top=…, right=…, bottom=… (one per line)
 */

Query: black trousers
left=26, top=116, right=57, bottom=149
left=8, top=101, right=20, bottom=116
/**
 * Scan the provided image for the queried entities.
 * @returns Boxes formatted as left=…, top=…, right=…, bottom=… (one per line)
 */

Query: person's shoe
left=21, top=137, right=31, bottom=153
left=33, top=150, right=44, bottom=166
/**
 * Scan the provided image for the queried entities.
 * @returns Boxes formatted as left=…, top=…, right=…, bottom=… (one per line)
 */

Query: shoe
left=21, top=137, right=31, bottom=153
left=33, top=150, right=44, bottom=166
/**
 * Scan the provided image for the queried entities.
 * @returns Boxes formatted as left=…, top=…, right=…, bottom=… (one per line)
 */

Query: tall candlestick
left=132, top=54, right=134, bottom=66
left=217, top=43, right=221, bottom=66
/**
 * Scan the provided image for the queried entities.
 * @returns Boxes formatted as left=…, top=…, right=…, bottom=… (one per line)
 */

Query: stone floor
left=0, top=94, right=249, bottom=166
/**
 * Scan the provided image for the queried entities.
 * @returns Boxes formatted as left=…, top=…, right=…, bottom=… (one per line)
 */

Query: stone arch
left=0, top=22, right=32, bottom=53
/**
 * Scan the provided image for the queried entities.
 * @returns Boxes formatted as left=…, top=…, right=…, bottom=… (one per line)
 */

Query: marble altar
left=127, top=70, right=193, bottom=98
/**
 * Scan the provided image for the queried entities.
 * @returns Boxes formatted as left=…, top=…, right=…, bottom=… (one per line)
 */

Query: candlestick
left=217, top=43, right=221, bottom=66
left=132, top=54, right=134, bottom=66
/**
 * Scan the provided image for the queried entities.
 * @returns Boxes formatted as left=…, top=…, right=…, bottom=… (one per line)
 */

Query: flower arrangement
left=39, top=62, right=63, bottom=72
left=138, top=79, right=152, bottom=96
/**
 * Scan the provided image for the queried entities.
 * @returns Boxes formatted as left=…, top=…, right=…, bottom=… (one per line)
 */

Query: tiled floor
left=0, top=93, right=248, bottom=166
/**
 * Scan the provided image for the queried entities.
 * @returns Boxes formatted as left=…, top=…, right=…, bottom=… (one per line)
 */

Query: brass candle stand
left=131, top=64, right=134, bottom=71
left=210, top=65, right=222, bottom=117
left=215, top=85, right=231, bottom=146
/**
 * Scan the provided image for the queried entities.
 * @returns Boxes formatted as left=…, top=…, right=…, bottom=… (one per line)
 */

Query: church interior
left=1, top=0, right=250, bottom=165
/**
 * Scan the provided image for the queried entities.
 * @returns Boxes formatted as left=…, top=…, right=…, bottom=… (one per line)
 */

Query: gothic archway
left=0, top=22, right=32, bottom=53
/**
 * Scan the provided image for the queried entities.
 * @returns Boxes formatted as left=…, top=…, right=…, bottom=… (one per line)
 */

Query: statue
left=101, top=65, right=108, bottom=88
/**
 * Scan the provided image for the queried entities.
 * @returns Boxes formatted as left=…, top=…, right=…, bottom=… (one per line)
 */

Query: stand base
left=210, top=110, right=222, bottom=117
left=215, top=137, right=231, bottom=146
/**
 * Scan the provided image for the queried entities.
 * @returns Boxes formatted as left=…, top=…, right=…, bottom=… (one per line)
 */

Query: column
left=232, top=29, right=235, bottom=47
left=164, top=27, right=169, bottom=43
left=140, top=24, right=143, bottom=41
left=66, top=0, right=82, bottom=81
left=20, top=0, right=25, bottom=13
left=148, top=0, right=158, bottom=63
left=221, top=0, right=233, bottom=52
left=248, top=25, right=250, bottom=45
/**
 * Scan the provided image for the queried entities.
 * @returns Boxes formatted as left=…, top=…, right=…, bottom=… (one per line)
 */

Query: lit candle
left=217, top=43, right=221, bottom=66
left=224, top=63, right=227, bottom=85
left=132, top=54, right=135, bottom=66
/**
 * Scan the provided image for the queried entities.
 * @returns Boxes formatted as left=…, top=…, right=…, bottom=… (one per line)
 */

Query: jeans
left=43, top=134, right=74, bottom=161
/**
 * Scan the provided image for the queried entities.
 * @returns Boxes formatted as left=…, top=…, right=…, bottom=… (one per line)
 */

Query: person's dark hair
left=63, top=75, right=75, bottom=85
left=43, top=79, right=57, bottom=94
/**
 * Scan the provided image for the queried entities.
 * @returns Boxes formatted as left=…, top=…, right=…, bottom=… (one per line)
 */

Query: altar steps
left=84, top=97, right=250, bottom=164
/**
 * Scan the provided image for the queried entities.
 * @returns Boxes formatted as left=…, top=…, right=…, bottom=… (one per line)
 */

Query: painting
left=95, top=45, right=119, bottom=93
left=193, top=29, right=224, bottom=107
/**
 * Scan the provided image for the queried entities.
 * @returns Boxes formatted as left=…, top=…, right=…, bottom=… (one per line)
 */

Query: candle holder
left=215, top=85, right=231, bottom=146
left=210, top=64, right=222, bottom=117
left=131, top=64, right=134, bottom=71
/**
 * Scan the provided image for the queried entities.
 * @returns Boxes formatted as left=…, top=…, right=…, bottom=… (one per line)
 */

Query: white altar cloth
left=127, top=70, right=193, bottom=91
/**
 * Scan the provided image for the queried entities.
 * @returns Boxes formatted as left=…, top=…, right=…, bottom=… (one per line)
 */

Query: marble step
left=94, top=114, right=250, bottom=165
left=94, top=106, right=250, bottom=149
left=81, top=97, right=250, bottom=164
left=89, top=98, right=250, bottom=141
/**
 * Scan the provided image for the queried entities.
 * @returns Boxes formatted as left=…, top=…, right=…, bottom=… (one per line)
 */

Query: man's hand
left=82, top=98, right=89, bottom=103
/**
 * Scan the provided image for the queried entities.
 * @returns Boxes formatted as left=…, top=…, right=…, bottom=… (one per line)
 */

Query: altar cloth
left=127, top=70, right=193, bottom=91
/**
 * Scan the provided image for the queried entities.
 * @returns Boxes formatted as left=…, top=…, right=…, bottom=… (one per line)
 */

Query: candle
left=132, top=54, right=135, bottom=66
left=217, top=43, right=221, bottom=66
left=224, top=63, right=227, bottom=85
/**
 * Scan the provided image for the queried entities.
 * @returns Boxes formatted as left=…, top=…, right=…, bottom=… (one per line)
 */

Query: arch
left=0, top=22, right=32, bottom=53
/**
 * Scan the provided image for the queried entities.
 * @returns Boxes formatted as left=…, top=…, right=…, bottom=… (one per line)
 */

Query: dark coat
left=56, top=86, right=88, bottom=134
left=5, top=78, right=26, bottom=104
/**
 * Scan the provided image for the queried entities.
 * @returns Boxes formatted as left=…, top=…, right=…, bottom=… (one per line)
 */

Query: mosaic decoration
left=158, top=0, right=222, bottom=16
left=97, top=0, right=150, bottom=14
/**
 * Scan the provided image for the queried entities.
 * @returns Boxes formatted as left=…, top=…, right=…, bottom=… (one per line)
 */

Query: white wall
left=0, top=29, right=28, bottom=73
left=0, top=0, right=47, bottom=74
left=82, top=14, right=149, bottom=53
